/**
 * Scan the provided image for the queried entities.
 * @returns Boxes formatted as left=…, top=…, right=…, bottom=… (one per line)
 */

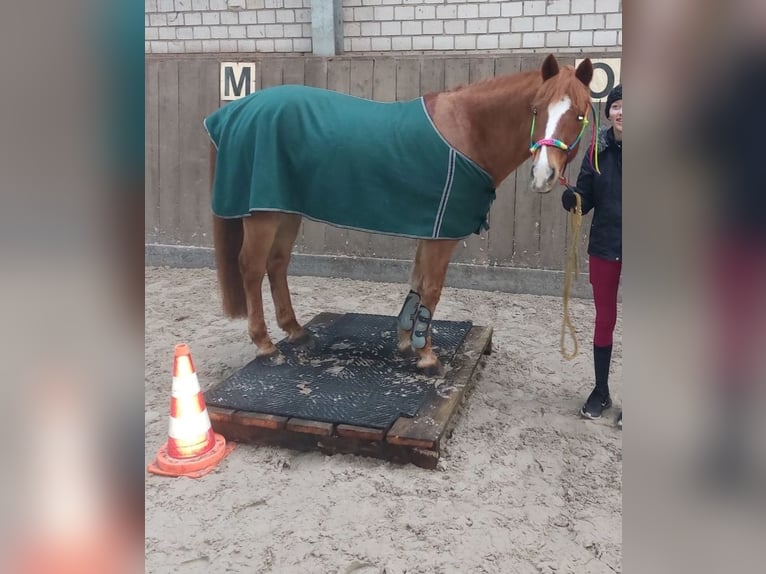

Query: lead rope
left=559, top=101, right=601, bottom=359
left=560, top=190, right=582, bottom=360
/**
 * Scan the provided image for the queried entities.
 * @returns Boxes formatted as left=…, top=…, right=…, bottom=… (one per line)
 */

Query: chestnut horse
left=209, top=54, right=593, bottom=375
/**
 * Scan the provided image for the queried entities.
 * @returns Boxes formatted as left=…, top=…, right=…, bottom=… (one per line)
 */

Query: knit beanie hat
left=605, top=84, right=622, bottom=118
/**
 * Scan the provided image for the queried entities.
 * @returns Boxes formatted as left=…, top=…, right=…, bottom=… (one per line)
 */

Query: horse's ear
left=541, top=54, right=559, bottom=81
left=575, top=58, right=594, bottom=87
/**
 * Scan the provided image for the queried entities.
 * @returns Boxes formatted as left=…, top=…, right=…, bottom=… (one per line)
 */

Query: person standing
left=561, top=84, right=623, bottom=424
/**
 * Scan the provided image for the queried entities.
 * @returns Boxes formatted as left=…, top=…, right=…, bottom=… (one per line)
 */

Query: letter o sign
left=576, top=58, right=621, bottom=102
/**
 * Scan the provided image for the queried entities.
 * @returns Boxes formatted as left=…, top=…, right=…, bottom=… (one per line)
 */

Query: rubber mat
left=205, top=313, right=472, bottom=429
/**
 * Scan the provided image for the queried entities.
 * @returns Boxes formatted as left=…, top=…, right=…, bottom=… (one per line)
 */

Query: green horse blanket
left=204, top=85, right=496, bottom=239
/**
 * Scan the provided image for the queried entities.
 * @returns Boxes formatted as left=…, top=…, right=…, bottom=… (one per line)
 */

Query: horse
left=205, top=54, right=594, bottom=376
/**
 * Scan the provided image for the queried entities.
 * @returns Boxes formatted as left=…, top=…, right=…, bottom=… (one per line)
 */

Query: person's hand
left=561, top=188, right=579, bottom=212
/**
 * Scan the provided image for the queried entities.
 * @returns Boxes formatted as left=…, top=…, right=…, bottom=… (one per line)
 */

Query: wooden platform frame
left=207, top=312, right=492, bottom=469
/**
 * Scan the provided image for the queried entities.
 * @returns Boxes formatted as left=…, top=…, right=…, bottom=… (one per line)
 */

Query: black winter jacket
left=574, top=127, right=622, bottom=261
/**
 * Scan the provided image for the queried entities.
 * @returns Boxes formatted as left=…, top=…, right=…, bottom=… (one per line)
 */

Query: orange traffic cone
left=148, top=343, right=234, bottom=478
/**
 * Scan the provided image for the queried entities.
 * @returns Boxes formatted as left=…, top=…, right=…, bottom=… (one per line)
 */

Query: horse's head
left=529, top=55, right=594, bottom=193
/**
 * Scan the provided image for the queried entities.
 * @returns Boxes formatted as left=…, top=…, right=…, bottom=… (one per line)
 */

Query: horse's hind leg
left=412, top=239, right=457, bottom=376
left=267, top=213, right=310, bottom=344
left=240, top=212, right=281, bottom=358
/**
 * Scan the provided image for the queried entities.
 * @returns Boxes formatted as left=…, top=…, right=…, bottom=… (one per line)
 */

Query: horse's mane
left=441, top=71, right=537, bottom=96
left=437, top=66, right=590, bottom=112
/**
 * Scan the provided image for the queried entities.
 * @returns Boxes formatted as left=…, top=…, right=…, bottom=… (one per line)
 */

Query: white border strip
left=419, top=97, right=493, bottom=182
left=202, top=117, right=218, bottom=150
left=432, top=149, right=456, bottom=238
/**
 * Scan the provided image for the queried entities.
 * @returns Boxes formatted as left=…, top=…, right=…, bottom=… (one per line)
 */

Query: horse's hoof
left=255, top=347, right=282, bottom=365
left=417, top=359, right=445, bottom=378
left=289, top=329, right=314, bottom=348
left=398, top=343, right=417, bottom=357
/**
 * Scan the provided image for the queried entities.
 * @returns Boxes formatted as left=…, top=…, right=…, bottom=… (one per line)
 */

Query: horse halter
left=528, top=107, right=589, bottom=156
left=528, top=102, right=601, bottom=185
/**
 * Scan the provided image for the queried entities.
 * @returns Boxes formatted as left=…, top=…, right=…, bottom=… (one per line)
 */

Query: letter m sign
left=220, top=63, right=257, bottom=101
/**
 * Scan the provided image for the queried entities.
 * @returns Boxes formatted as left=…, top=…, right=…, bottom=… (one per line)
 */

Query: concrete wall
left=145, top=0, right=622, bottom=54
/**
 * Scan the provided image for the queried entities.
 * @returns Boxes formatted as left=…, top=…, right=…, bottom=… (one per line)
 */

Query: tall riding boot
left=581, top=344, right=613, bottom=419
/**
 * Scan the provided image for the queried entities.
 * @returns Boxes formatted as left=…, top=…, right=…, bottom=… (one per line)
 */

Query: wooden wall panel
left=147, top=54, right=607, bottom=272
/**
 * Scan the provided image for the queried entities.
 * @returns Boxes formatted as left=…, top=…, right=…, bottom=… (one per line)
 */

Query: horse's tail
left=210, top=143, right=248, bottom=318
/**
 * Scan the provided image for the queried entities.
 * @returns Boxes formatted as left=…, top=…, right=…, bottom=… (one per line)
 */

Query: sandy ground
left=145, top=266, right=622, bottom=574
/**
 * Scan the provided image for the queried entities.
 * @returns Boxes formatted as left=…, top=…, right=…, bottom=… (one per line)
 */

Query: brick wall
left=145, top=0, right=622, bottom=54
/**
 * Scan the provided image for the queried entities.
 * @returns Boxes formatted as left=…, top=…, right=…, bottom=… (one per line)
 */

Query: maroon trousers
left=710, top=238, right=766, bottom=390
left=589, top=255, right=622, bottom=347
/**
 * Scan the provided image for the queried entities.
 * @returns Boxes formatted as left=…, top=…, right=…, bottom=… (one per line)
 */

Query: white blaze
left=532, top=96, right=572, bottom=190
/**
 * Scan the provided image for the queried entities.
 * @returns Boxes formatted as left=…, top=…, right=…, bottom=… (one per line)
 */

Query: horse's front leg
left=397, top=241, right=425, bottom=354
left=411, top=239, right=457, bottom=376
